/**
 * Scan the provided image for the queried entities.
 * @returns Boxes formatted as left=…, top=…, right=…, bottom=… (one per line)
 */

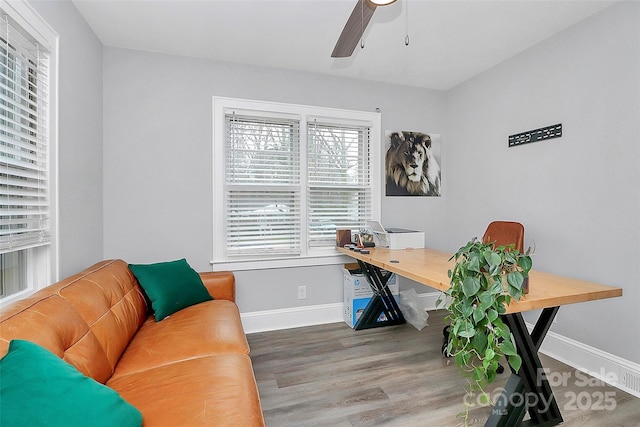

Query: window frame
left=0, top=0, right=58, bottom=305
left=212, top=97, right=381, bottom=271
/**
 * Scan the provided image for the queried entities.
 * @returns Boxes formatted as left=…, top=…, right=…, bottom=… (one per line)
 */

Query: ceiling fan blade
left=331, top=0, right=377, bottom=58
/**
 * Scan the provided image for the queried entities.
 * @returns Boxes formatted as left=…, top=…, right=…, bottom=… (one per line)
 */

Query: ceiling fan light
left=368, top=0, right=398, bottom=5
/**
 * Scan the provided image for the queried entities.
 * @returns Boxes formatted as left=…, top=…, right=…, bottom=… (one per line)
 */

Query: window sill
left=210, top=252, right=352, bottom=271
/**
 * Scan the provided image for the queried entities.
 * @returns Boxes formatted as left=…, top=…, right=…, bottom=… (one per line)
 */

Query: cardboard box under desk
left=343, top=264, right=399, bottom=328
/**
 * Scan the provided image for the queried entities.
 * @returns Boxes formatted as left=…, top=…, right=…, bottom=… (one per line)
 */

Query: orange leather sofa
left=0, top=259, right=265, bottom=426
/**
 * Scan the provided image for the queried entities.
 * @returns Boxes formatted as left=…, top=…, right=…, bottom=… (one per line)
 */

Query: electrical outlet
left=298, top=285, right=307, bottom=300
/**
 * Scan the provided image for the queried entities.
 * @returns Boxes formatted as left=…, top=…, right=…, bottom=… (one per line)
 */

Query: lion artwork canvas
left=385, top=131, right=442, bottom=196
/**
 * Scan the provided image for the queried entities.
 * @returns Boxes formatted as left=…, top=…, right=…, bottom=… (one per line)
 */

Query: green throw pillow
left=0, top=340, right=142, bottom=427
left=128, top=258, right=213, bottom=321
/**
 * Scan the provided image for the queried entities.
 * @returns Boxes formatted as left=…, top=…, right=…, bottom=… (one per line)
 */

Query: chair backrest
left=482, top=221, right=524, bottom=252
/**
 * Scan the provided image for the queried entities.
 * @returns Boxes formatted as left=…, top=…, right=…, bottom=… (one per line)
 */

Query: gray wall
left=101, top=47, right=447, bottom=312
left=445, top=1, right=639, bottom=363
left=30, top=1, right=104, bottom=278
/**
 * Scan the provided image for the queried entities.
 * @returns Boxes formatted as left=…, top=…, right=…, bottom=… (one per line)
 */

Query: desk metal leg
left=353, top=260, right=406, bottom=330
left=485, top=307, right=563, bottom=427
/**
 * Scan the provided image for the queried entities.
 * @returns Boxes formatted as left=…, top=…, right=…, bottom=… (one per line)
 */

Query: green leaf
left=508, top=354, right=522, bottom=373
left=488, top=279, right=503, bottom=295
left=452, top=319, right=462, bottom=336
left=462, top=276, right=481, bottom=297
left=468, top=253, right=481, bottom=273
left=479, top=292, right=493, bottom=310
left=518, top=255, right=532, bottom=273
left=500, top=339, right=518, bottom=356
left=462, top=301, right=474, bottom=318
left=485, top=346, right=496, bottom=360
left=473, top=306, right=486, bottom=323
left=471, top=331, right=487, bottom=352
left=504, top=252, right=516, bottom=264
left=483, top=357, right=491, bottom=370
left=507, top=271, right=524, bottom=290
left=458, top=323, right=476, bottom=338
left=487, top=309, right=498, bottom=322
left=484, top=251, right=501, bottom=268
left=488, top=263, right=501, bottom=276
left=509, top=284, right=522, bottom=301
left=495, top=322, right=510, bottom=339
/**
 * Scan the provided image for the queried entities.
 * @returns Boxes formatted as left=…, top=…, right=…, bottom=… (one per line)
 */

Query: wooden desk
left=337, top=246, right=623, bottom=427
left=336, top=246, right=622, bottom=314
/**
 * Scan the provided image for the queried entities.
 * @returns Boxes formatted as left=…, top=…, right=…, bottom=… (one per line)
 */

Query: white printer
left=367, top=220, right=425, bottom=250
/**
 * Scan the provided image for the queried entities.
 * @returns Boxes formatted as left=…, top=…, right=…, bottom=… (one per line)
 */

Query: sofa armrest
left=199, top=271, right=235, bottom=302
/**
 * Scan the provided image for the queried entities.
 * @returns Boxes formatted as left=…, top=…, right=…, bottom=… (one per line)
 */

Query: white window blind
left=213, top=97, right=380, bottom=268
left=0, top=13, right=51, bottom=254
left=225, top=112, right=301, bottom=256
left=308, top=120, right=371, bottom=247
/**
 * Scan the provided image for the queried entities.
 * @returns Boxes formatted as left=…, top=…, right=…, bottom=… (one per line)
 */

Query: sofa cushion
left=129, top=258, right=213, bottom=321
left=54, top=260, right=148, bottom=380
left=107, top=354, right=264, bottom=427
left=111, top=299, right=250, bottom=377
left=0, top=340, right=142, bottom=427
left=0, top=292, right=115, bottom=383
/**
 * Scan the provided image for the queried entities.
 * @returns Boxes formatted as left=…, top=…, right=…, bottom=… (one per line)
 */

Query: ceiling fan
left=331, top=0, right=398, bottom=58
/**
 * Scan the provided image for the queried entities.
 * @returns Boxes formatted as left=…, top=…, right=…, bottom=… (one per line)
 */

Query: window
left=1, top=1, right=57, bottom=303
left=225, top=113, right=301, bottom=257
left=213, top=97, right=380, bottom=269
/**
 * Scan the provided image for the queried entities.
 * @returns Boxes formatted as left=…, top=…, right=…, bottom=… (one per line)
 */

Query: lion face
left=398, top=134, right=428, bottom=182
left=386, top=131, right=441, bottom=196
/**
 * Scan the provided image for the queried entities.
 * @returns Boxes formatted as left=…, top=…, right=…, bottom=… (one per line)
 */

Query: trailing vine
left=437, top=238, right=532, bottom=423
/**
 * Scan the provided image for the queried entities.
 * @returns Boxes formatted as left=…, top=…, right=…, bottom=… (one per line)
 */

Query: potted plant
left=437, top=238, right=532, bottom=422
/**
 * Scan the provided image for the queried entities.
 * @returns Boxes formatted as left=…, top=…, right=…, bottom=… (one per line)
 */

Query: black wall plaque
left=509, top=123, right=562, bottom=147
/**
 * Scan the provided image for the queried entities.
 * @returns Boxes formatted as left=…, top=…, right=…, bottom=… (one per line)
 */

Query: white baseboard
left=527, top=322, right=640, bottom=399
left=241, top=302, right=344, bottom=334
left=241, top=294, right=640, bottom=400
left=241, top=291, right=443, bottom=334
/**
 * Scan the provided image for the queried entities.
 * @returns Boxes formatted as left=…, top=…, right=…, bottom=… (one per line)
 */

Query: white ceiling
left=71, top=0, right=615, bottom=91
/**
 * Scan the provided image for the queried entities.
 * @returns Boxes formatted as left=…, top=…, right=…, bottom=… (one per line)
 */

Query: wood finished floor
left=247, top=310, right=639, bottom=427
